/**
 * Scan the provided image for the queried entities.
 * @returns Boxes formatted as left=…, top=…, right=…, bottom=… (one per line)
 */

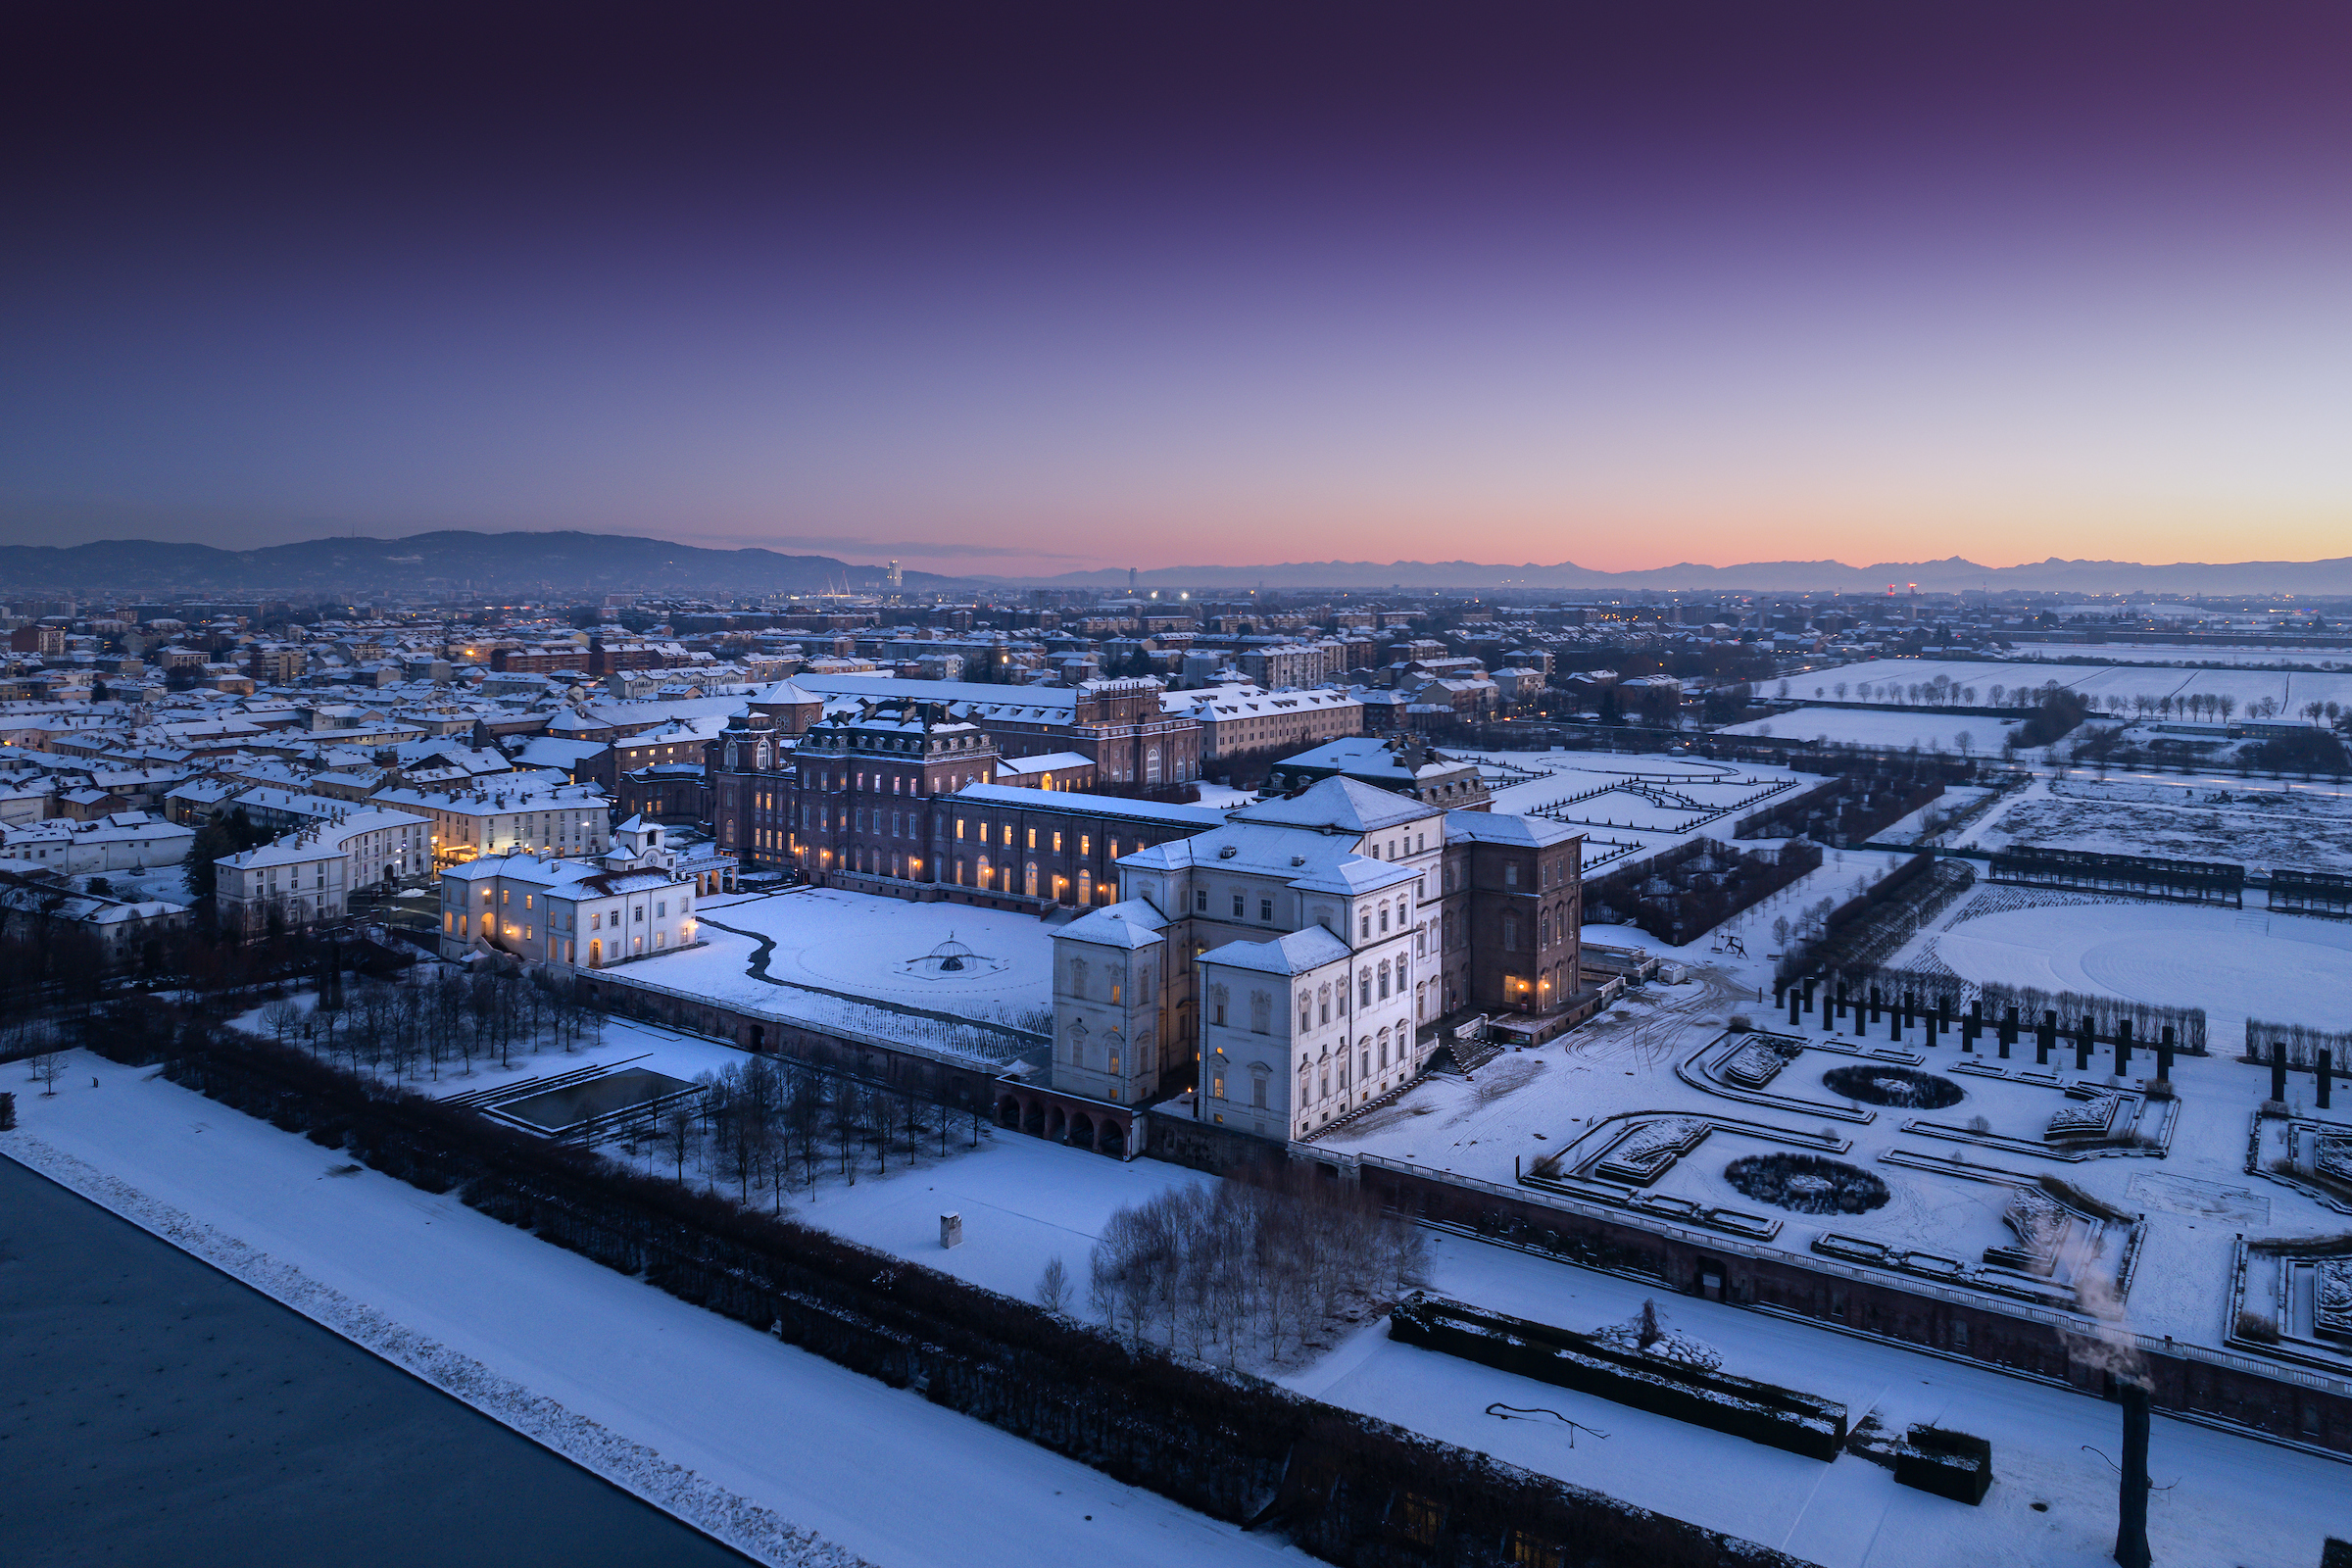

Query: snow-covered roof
left=993, top=751, right=1096, bottom=777
left=1200, top=923, right=1352, bottom=977
left=1230, top=775, right=1430, bottom=834
left=949, top=783, right=1226, bottom=829
left=1442, top=810, right=1584, bottom=849
left=219, top=808, right=425, bottom=869
left=1056, top=899, right=1168, bottom=950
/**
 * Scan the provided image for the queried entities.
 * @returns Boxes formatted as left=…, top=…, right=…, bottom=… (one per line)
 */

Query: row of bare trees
left=256, top=962, right=606, bottom=1083
left=652, top=1054, right=986, bottom=1208
left=1070, top=1169, right=1428, bottom=1366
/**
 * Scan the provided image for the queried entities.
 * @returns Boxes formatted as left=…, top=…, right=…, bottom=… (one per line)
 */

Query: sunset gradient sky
left=5, top=3, right=2347, bottom=576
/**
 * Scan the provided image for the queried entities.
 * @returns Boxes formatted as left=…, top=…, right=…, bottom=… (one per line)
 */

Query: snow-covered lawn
left=644, top=887, right=1054, bottom=1028
left=1892, top=885, right=2352, bottom=1036
left=1958, top=774, right=2352, bottom=874
left=1717, top=707, right=2027, bottom=757
left=2, top=1065, right=1310, bottom=1568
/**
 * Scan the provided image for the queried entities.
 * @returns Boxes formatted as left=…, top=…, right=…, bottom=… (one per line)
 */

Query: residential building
left=371, top=775, right=613, bottom=866
left=0, top=811, right=196, bottom=875
left=214, top=808, right=431, bottom=934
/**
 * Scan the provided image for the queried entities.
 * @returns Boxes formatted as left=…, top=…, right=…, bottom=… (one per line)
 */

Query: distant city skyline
left=6, top=4, right=2347, bottom=578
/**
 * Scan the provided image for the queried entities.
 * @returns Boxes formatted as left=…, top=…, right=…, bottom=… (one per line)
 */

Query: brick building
left=711, top=698, right=1225, bottom=907
left=794, top=674, right=1203, bottom=793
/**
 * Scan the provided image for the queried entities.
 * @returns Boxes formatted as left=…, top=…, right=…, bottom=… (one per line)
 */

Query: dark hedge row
left=1390, top=1294, right=1846, bottom=1462
left=154, top=1026, right=1803, bottom=1568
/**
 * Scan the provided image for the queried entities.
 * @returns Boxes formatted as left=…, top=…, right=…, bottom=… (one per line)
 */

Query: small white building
left=215, top=808, right=431, bottom=934
left=436, top=816, right=698, bottom=968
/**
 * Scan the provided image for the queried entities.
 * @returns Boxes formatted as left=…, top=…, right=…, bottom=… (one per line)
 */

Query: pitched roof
left=1200, top=923, right=1352, bottom=976
left=1056, top=899, right=1169, bottom=950
left=1443, top=809, right=1584, bottom=848
left=1229, top=774, right=1429, bottom=834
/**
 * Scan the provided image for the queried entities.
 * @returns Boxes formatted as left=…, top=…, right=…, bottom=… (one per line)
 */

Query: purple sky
left=5, top=3, right=2347, bottom=576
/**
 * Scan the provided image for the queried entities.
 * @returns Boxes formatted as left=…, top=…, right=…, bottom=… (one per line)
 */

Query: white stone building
left=1048, top=776, right=1446, bottom=1140
left=435, top=816, right=697, bottom=968
left=0, top=811, right=196, bottom=875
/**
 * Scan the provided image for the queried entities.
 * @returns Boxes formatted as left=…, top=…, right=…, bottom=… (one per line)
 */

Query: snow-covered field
left=1890, top=885, right=2352, bottom=1035
left=1805, top=658, right=2352, bottom=716
left=1958, top=774, right=2352, bottom=874
left=1716, top=707, right=2029, bottom=756
left=12, top=1056, right=2349, bottom=1567
left=2009, top=642, right=2352, bottom=669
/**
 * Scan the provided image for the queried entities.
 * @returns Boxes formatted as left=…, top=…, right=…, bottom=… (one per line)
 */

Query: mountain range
left=0, top=532, right=952, bottom=599
left=5, top=531, right=2352, bottom=598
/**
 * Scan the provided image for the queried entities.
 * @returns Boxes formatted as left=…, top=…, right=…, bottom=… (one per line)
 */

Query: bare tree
left=1036, top=1254, right=1072, bottom=1314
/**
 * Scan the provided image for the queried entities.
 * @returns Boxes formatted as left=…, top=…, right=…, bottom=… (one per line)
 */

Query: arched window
left=1358, top=969, right=1372, bottom=1008
left=1378, top=960, right=1390, bottom=1000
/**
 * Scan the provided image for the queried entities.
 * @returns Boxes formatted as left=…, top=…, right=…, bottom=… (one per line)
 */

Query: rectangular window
left=1079, top=834, right=1090, bottom=856
left=1196, top=888, right=1208, bottom=911
left=956, top=818, right=965, bottom=839
left=1053, top=831, right=1062, bottom=853
left=1259, top=897, right=1273, bottom=922
left=1233, top=893, right=1246, bottom=918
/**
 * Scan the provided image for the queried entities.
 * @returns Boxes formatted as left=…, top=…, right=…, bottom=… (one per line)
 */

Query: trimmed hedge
left=1390, top=1293, right=1846, bottom=1461
left=1892, top=1426, right=1992, bottom=1505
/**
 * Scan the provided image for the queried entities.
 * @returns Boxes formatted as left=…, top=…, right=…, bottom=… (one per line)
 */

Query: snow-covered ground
left=12, top=1057, right=2349, bottom=1567
left=1889, top=884, right=2352, bottom=1038
left=2, top=1066, right=1310, bottom=1568
left=2008, top=642, right=2352, bottom=669
left=1717, top=707, right=2029, bottom=756
left=1956, top=774, right=2352, bottom=874
left=590, top=888, right=1056, bottom=1065
left=1312, top=870, right=2351, bottom=1355
left=1804, top=657, right=2352, bottom=717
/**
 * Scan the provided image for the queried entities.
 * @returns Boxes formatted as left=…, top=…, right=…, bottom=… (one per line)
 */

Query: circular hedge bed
left=1723, top=1152, right=1891, bottom=1215
left=1821, top=1064, right=1965, bottom=1110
